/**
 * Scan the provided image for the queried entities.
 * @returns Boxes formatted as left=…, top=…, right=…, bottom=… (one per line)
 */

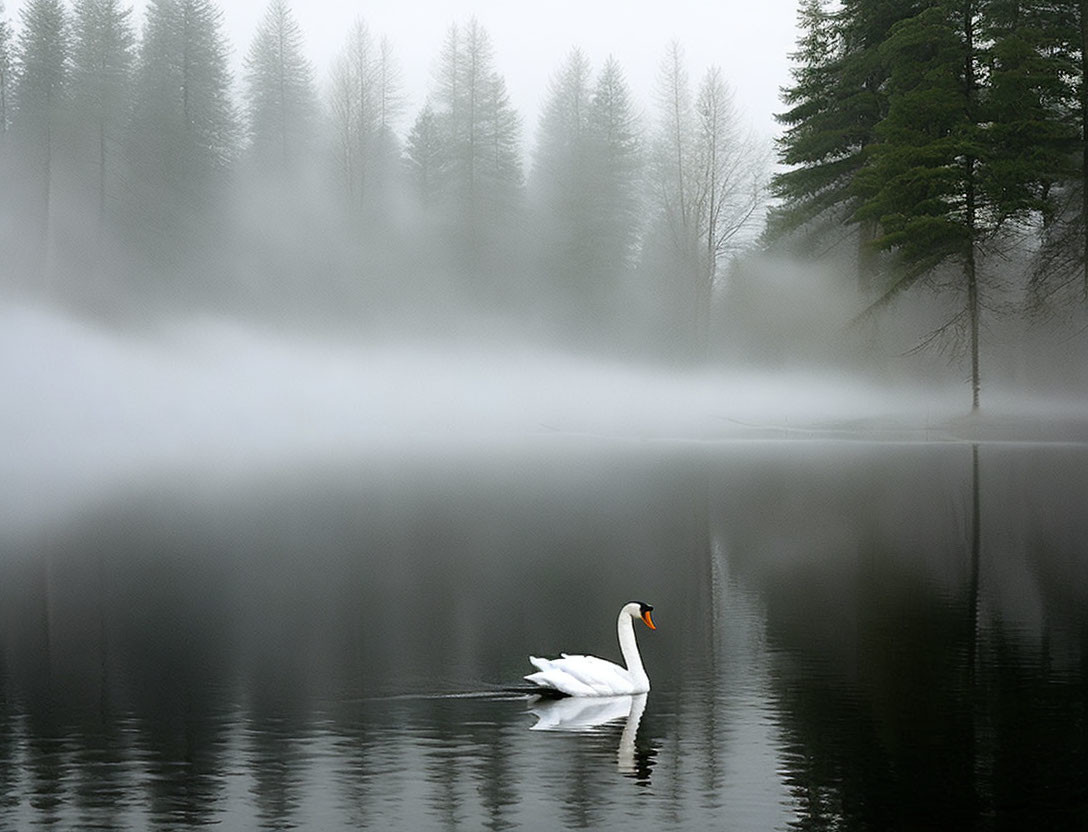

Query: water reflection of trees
left=0, top=451, right=694, bottom=827
left=1, top=445, right=1084, bottom=828
left=712, top=444, right=1088, bottom=830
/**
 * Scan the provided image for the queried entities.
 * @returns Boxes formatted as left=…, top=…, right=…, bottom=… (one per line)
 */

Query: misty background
left=0, top=0, right=1086, bottom=501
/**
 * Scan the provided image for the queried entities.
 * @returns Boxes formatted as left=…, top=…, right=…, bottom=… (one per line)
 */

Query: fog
left=4, top=300, right=1086, bottom=543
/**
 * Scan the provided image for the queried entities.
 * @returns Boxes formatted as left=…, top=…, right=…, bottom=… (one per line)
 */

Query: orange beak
left=642, top=610, right=656, bottom=630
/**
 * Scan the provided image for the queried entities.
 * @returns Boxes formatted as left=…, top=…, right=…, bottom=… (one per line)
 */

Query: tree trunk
left=37, top=117, right=53, bottom=288
left=98, top=120, right=107, bottom=245
left=964, top=0, right=981, bottom=412
left=1081, top=0, right=1088, bottom=300
left=965, top=223, right=981, bottom=413
left=857, top=217, right=877, bottom=297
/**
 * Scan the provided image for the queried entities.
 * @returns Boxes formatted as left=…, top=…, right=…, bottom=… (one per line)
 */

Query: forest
left=1, top=0, right=1087, bottom=406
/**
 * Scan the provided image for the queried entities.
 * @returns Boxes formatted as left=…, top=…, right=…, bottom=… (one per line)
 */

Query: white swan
left=525, top=601, right=656, bottom=696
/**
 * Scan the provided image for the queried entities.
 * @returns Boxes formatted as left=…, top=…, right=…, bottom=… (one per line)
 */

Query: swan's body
left=525, top=601, right=655, bottom=697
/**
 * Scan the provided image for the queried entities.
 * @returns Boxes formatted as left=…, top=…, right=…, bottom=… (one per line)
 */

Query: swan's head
left=624, top=601, right=656, bottom=630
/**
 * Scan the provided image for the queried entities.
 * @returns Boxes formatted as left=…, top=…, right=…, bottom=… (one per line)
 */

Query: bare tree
left=691, top=67, right=766, bottom=347
left=328, top=20, right=402, bottom=213
left=653, top=43, right=766, bottom=358
left=328, top=19, right=376, bottom=208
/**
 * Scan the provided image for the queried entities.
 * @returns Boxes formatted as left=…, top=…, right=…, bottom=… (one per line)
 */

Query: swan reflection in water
left=527, top=693, right=656, bottom=781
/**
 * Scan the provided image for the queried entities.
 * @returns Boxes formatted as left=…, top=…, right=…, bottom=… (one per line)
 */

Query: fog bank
left=5, top=304, right=1087, bottom=538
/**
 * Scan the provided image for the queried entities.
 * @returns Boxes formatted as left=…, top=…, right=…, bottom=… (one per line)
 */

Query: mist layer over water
left=9, top=303, right=1083, bottom=539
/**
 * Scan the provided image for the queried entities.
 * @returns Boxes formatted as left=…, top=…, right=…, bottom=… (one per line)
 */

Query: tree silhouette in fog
left=125, top=0, right=238, bottom=276
left=422, top=17, right=523, bottom=286
left=69, top=0, right=134, bottom=257
left=329, top=18, right=403, bottom=215
left=11, top=0, right=67, bottom=285
left=531, top=50, right=645, bottom=346
left=651, top=42, right=767, bottom=360
left=243, top=0, right=315, bottom=175
left=0, top=3, right=12, bottom=136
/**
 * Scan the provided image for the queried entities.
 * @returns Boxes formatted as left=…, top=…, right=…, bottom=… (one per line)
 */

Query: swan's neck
left=617, top=612, right=648, bottom=688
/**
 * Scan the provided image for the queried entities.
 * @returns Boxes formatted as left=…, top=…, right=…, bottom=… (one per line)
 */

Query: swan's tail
left=507, top=682, right=569, bottom=699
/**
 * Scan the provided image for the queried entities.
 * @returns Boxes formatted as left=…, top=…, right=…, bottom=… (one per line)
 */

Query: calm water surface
left=2, top=440, right=1086, bottom=830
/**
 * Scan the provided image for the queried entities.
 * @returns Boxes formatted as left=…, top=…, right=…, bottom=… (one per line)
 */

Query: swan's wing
left=558, top=655, right=636, bottom=695
left=526, top=656, right=598, bottom=696
left=526, top=654, right=633, bottom=696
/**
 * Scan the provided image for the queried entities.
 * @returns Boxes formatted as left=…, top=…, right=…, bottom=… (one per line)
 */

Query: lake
left=1, top=438, right=1086, bottom=830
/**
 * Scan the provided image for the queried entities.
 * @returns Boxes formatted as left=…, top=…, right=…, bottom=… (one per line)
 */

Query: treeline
left=769, top=0, right=1088, bottom=407
left=0, top=0, right=765, bottom=360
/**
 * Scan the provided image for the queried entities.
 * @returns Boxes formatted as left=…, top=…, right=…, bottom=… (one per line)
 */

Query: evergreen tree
left=477, top=67, right=522, bottom=207
left=11, top=0, right=69, bottom=284
left=426, top=18, right=522, bottom=279
left=243, top=0, right=315, bottom=174
left=69, top=0, right=135, bottom=239
left=856, top=0, right=993, bottom=409
left=532, top=48, right=595, bottom=310
left=126, top=0, right=238, bottom=272
left=982, top=0, right=1077, bottom=222
left=0, top=2, right=14, bottom=289
left=769, top=0, right=915, bottom=292
left=0, top=2, right=11, bottom=137
left=532, top=50, right=644, bottom=339
left=404, top=103, right=444, bottom=201
left=1006, top=0, right=1088, bottom=307
left=434, top=19, right=522, bottom=204
left=768, top=0, right=845, bottom=241
left=585, top=56, right=643, bottom=280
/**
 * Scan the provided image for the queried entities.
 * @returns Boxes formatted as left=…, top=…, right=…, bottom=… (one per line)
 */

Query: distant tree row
left=769, top=0, right=1088, bottom=409
left=0, top=0, right=766, bottom=361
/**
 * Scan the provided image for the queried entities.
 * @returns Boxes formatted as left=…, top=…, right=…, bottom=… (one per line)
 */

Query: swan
left=525, top=601, right=656, bottom=696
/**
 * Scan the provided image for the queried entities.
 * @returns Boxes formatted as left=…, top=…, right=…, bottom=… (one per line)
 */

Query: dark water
left=1, top=439, right=1086, bottom=830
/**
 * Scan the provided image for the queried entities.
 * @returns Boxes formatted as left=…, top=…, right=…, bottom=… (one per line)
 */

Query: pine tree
left=856, top=0, right=992, bottom=409
left=768, top=0, right=845, bottom=242
left=585, top=56, right=643, bottom=278
left=532, top=48, right=595, bottom=304
left=0, top=2, right=14, bottom=286
left=982, top=0, right=1077, bottom=222
left=1004, top=0, right=1088, bottom=307
left=11, top=0, right=69, bottom=284
left=243, top=0, right=315, bottom=174
left=0, top=2, right=11, bottom=137
left=127, top=0, right=238, bottom=270
left=769, top=0, right=915, bottom=292
left=404, top=103, right=444, bottom=201
left=69, top=0, right=135, bottom=240
left=426, top=17, right=522, bottom=278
